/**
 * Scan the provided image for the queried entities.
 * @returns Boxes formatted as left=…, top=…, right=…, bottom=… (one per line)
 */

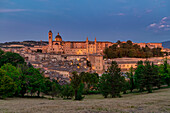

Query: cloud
left=149, top=23, right=157, bottom=27
left=117, top=13, right=125, bottom=16
left=146, top=9, right=152, bottom=13
left=162, top=17, right=167, bottom=21
left=148, top=16, right=170, bottom=32
left=0, top=9, right=30, bottom=13
left=109, top=12, right=126, bottom=16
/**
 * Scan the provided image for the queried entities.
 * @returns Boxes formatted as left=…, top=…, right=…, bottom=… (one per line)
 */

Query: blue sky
left=0, top=0, right=170, bottom=43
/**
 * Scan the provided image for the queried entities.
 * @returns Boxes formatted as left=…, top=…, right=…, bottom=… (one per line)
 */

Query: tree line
left=104, top=40, right=164, bottom=58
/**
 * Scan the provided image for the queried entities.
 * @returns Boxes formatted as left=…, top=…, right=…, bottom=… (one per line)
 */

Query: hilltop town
left=0, top=31, right=170, bottom=84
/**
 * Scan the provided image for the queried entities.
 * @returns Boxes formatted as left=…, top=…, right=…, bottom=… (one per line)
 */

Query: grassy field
left=0, top=88, right=170, bottom=113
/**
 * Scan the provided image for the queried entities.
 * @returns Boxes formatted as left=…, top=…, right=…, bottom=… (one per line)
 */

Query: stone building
left=42, top=30, right=114, bottom=55
left=41, top=30, right=163, bottom=55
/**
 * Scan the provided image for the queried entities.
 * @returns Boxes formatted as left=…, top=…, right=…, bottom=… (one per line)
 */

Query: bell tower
left=94, top=37, right=97, bottom=53
left=48, top=30, right=53, bottom=48
left=86, top=37, right=89, bottom=54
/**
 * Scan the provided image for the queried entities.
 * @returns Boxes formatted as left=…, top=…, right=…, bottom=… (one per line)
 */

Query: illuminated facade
left=42, top=30, right=163, bottom=55
left=42, top=30, right=113, bottom=55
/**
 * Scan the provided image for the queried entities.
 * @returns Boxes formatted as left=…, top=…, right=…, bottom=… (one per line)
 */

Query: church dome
left=55, top=32, right=62, bottom=41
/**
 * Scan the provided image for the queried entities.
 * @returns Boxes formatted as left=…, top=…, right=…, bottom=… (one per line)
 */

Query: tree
left=99, top=61, right=125, bottom=98
left=135, top=61, right=159, bottom=93
left=134, top=64, right=145, bottom=92
left=42, top=78, right=53, bottom=95
left=1, top=63, right=21, bottom=96
left=17, top=64, right=30, bottom=97
left=70, top=71, right=83, bottom=100
left=144, top=61, right=154, bottom=93
left=121, top=76, right=130, bottom=94
left=50, top=82, right=60, bottom=99
left=0, top=49, right=4, bottom=56
left=26, top=67, right=44, bottom=96
left=103, top=41, right=163, bottom=58
left=99, top=74, right=110, bottom=98
left=61, top=84, right=74, bottom=99
left=108, top=61, right=124, bottom=97
left=159, top=58, right=170, bottom=86
left=0, top=52, right=25, bottom=67
left=80, top=72, right=99, bottom=92
left=116, top=40, right=121, bottom=44
left=126, top=67, right=135, bottom=92
left=0, top=69, right=17, bottom=98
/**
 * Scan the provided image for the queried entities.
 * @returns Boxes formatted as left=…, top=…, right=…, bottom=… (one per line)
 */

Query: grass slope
left=0, top=88, right=170, bottom=113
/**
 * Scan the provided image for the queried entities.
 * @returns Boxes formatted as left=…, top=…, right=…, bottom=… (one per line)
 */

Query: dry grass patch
left=0, top=88, right=170, bottom=113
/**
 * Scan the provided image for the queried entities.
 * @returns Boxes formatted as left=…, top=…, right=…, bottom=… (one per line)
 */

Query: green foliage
left=121, top=79, right=130, bottom=94
left=99, top=61, right=125, bottom=98
left=159, top=59, right=170, bottom=86
left=80, top=72, right=99, bottom=92
left=17, top=64, right=30, bottom=97
left=61, top=84, right=74, bottom=99
left=50, top=82, right=61, bottom=99
left=76, top=83, right=85, bottom=100
left=0, top=52, right=25, bottom=67
left=108, top=61, right=125, bottom=97
left=0, top=49, right=4, bottom=56
left=99, top=74, right=110, bottom=98
left=134, top=61, right=161, bottom=93
left=70, top=71, right=83, bottom=100
left=42, top=78, right=53, bottom=95
left=126, top=67, right=135, bottom=92
left=26, top=67, right=45, bottom=96
left=134, top=64, right=145, bottom=92
left=104, top=40, right=163, bottom=58
left=0, top=69, right=17, bottom=98
left=1, top=63, right=21, bottom=96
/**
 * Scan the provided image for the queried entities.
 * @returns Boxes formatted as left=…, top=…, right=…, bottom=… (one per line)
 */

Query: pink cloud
left=117, top=13, right=125, bottom=16
left=0, top=9, right=30, bottom=13
left=148, top=16, right=170, bottom=31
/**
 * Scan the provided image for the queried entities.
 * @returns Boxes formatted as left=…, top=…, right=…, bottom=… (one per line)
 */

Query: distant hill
left=162, top=41, right=170, bottom=49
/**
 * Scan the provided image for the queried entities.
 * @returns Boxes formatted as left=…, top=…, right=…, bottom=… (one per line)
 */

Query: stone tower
left=48, top=30, right=53, bottom=48
left=94, top=37, right=97, bottom=53
left=86, top=37, right=89, bottom=55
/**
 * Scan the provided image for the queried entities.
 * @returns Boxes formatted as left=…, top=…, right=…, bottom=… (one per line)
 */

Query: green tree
left=126, top=67, right=135, bottom=92
left=144, top=61, right=154, bottom=93
left=99, top=61, right=125, bottom=98
left=121, top=76, right=130, bottom=94
left=26, top=67, right=44, bottom=96
left=80, top=72, right=99, bottom=92
left=61, top=84, right=74, bottom=99
left=0, top=49, right=4, bottom=56
left=0, top=69, right=17, bottom=98
left=0, top=52, right=25, bottom=67
left=70, top=71, right=83, bottom=100
left=159, top=58, right=170, bottom=86
left=135, top=61, right=158, bottom=93
left=108, top=61, right=124, bottom=98
left=99, top=74, right=110, bottom=98
left=1, top=63, right=21, bottom=96
left=152, top=63, right=162, bottom=89
left=17, top=64, right=30, bottom=97
left=134, top=64, right=145, bottom=92
left=50, top=82, right=61, bottom=99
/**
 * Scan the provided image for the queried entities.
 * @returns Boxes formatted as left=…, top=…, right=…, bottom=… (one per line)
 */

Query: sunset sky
left=0, top=0, right=170, bottom=43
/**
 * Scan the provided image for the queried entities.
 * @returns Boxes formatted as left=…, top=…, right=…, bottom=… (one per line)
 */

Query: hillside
left=0, top=88, right=169, bottom=113
left=162, top=41, right=170, bottom=49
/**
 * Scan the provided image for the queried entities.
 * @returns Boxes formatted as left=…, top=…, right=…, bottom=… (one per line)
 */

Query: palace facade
left=42, top=30, right=114, bottom=55
left=42, top=30, right=163, bottom=55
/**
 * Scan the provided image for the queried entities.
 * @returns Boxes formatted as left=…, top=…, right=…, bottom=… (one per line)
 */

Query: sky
left=0, top=0, right=170, bottom=43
